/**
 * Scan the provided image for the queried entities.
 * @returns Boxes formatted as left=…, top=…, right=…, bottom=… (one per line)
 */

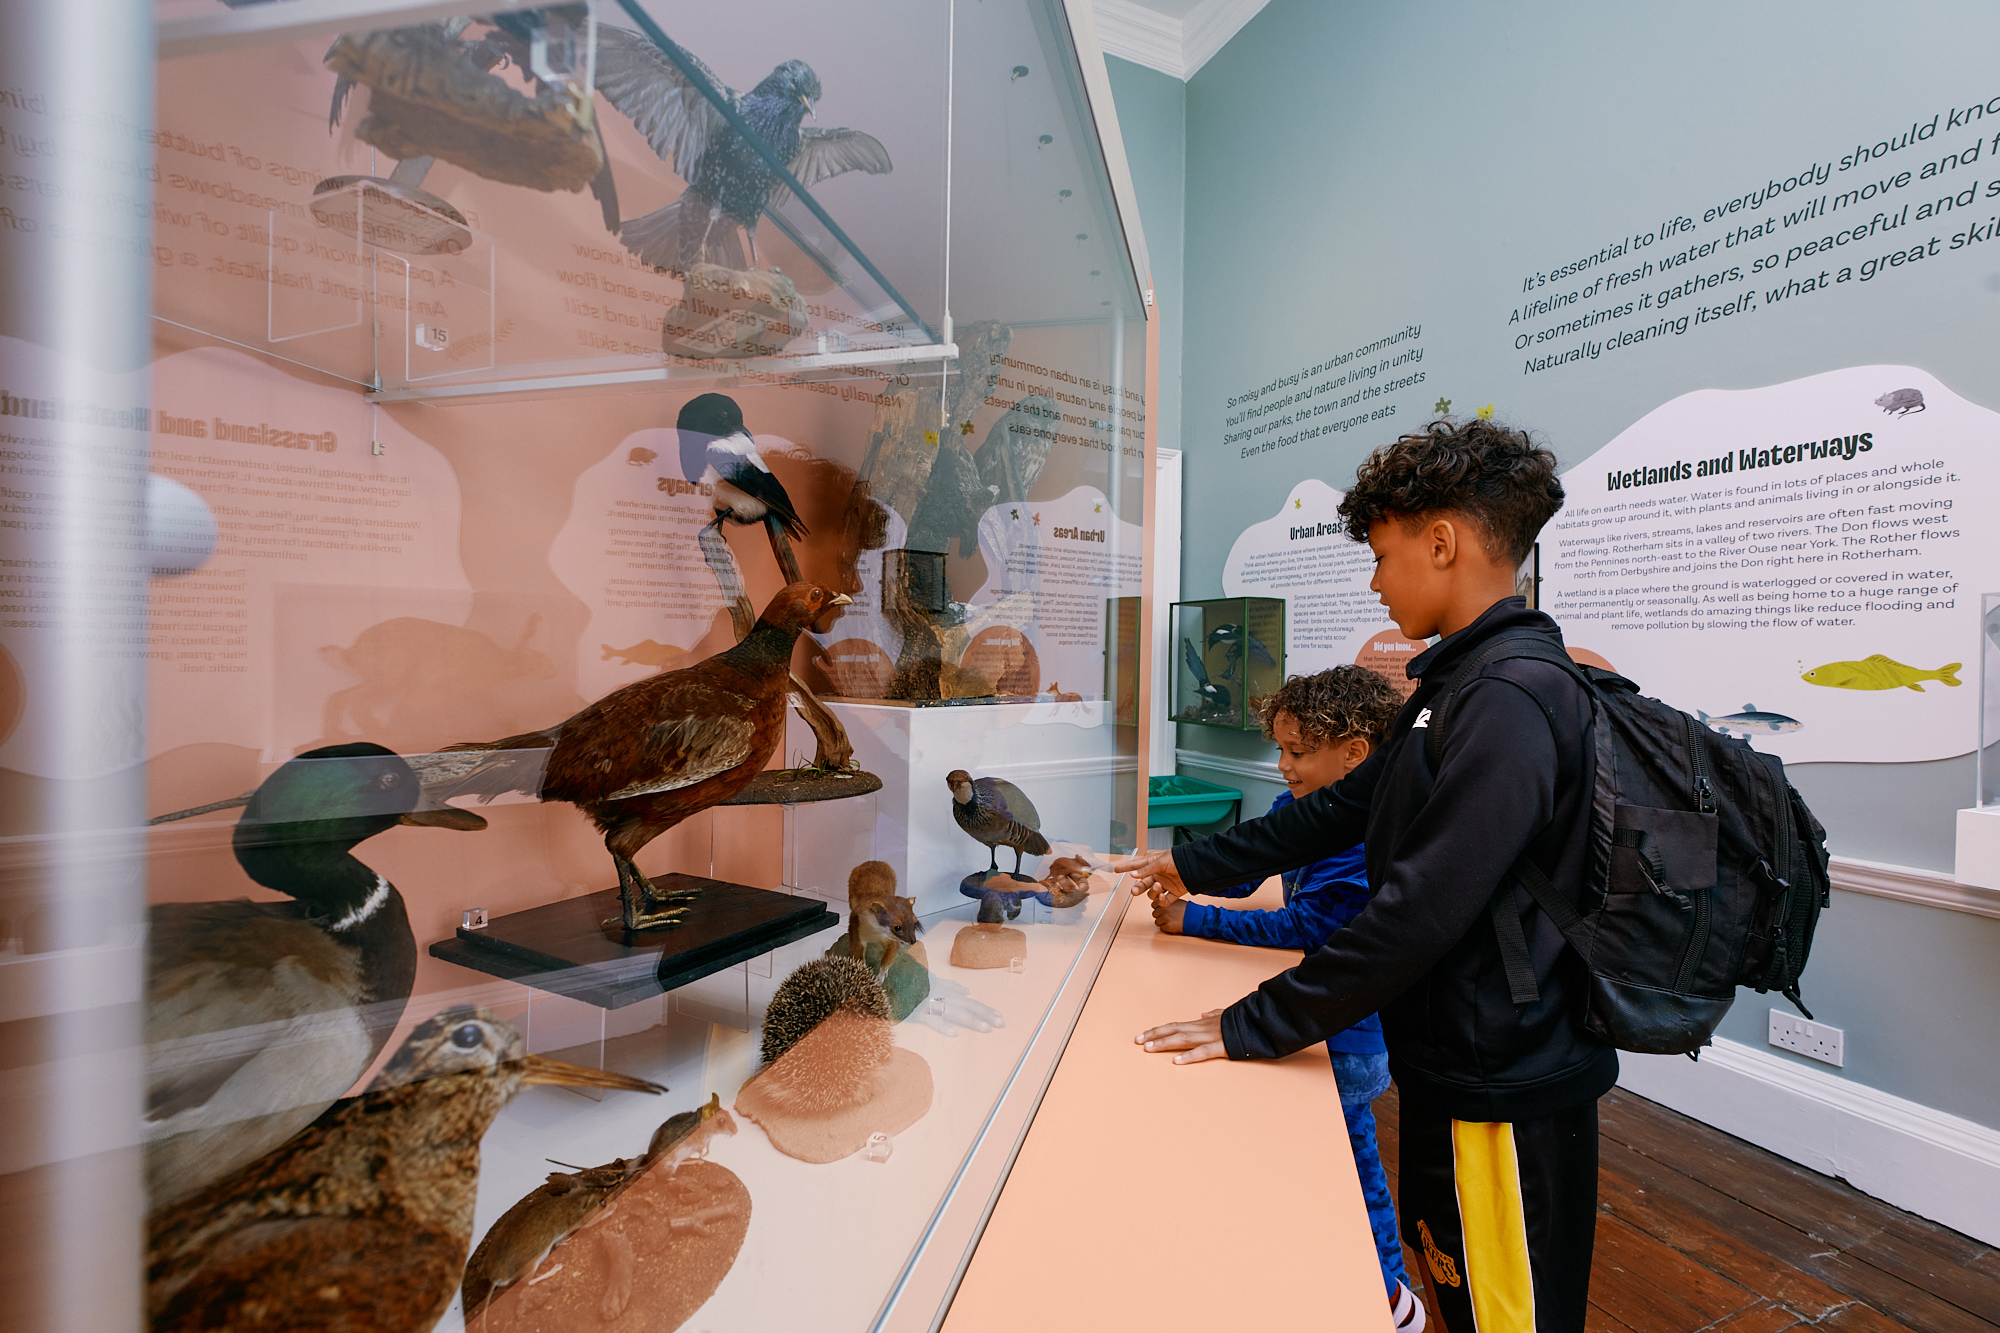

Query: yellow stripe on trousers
left=1452, top=1119, right=1537, bottom=1332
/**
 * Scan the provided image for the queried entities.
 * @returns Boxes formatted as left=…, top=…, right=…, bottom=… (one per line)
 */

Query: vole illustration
left=1875, top=387, right=1925, bottom=416
left=847, top=859, right=921, bottom=975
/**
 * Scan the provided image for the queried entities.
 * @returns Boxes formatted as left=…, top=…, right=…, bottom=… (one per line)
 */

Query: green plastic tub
left=1146, top=774, right=1243, bottom=827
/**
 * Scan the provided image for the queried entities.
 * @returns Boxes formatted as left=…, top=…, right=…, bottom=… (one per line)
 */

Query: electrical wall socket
left=1769, top=1009, right=1844, bottom=1067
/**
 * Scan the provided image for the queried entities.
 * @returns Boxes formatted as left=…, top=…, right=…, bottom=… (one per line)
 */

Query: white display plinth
left=1955, top=805, right=2000, bottom=889
left=788, top=699, right=1134, bottom=916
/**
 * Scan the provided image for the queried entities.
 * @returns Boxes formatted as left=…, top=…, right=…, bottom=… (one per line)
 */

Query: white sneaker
left=1391, top=1280, right=1428, bottom=1332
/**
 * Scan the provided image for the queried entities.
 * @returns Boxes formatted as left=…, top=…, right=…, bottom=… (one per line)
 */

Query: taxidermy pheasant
left=428, top=583, right=850, bottom=930
left=593, top=24, right=892, bottom=270
left=143, top=742, right=480, bottom=1209
left=147, top=1007, right=660, bottom=1333
left=947, top=769, right=1051, bottom=873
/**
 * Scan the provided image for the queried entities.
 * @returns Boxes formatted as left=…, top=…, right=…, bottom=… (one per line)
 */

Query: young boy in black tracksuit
left=1114, top=418, right=1607, bottom=1333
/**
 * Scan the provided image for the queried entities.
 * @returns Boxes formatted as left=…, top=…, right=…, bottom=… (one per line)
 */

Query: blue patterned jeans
left=1329, top=1050, right=1407, bottom=1300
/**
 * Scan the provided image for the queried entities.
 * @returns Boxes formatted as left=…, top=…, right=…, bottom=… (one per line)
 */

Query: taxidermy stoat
left=847, top=860, right=921, bottom=975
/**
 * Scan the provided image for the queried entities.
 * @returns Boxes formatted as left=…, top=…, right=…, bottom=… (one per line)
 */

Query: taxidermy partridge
left=144, top=742, right=480, bottom=1209
left=946, top=770, right=1051, bottom=873
left=431, top=582, right=850, bottom=930
left=146, top=1007, right=661, bottom=1333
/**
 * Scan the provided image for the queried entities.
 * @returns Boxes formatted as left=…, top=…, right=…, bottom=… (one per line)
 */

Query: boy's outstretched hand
left=1135, top=1008, right=1228, bottom=1064
left=1107, top=848, right=1185, bottom=899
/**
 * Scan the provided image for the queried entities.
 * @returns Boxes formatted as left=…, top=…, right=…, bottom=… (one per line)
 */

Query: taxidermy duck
left=147, top=1007, right=662, bottom=1333
left=426, top=583, right=850, bottom=931
left=144, top=742, right=482, bottom=1209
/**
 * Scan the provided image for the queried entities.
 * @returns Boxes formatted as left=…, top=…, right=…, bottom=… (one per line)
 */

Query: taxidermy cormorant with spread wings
left=593, top=24, right=893, bottom=271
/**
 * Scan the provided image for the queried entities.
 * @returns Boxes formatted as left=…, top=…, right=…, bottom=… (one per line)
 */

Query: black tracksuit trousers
left=1398, top=1097, right=1600, bottom=1333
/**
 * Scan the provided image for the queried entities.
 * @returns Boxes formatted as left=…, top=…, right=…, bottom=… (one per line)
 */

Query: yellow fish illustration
left=1800, top=655, right=1961, bottom=692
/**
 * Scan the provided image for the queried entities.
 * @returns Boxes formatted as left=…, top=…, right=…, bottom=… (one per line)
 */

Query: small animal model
left=758, top=957, right=893, bottom=1114
left=1041, top=855, right=1095, bottom=908
left=1800, top=654, right=1960, bottom=692
left=593, top=27, right=892, bottom=271
left=677, top=392, right=808, bottom=543
left=146, top=1008, right=662, bottom=1333
left=626, top=446, right=658, bottom=467
left=847, top=860, right=921, bottom=975
left=426, top=583, right=851, bottom=931
left=1180, top=636, right=1230, bottom=718
left=143, top=743, right=480, bottom=1209
left=1875, top=387, right=1925, bottom=416
left=1698, top=705, right=1803, bottom=738
left=648, top=1092, right=738, bottom=1174
left=947, top=770, right=1052, bottom=873
left=461, top=1159, right=638, bottom=1316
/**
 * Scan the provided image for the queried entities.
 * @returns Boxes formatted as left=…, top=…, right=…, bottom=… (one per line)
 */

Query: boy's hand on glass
left=1108, top=848, right=1184, bottom=899
left=1151, top=895, right=1186, bottom=934
left=1134, top=1008, right=1227, bottom=1064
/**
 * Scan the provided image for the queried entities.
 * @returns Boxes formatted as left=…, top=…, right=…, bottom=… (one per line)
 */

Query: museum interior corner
left=6, top=1, right=2000, bottom=1330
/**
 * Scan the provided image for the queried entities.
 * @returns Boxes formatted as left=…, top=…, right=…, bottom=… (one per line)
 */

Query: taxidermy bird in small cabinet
left=423, top=583, right=850, bottom=931
left=946, top=770, right=1051, bottom=873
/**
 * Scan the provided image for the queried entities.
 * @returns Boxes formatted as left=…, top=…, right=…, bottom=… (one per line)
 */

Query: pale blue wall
left=1110, top=0, right=2000, bottom=1128
left=1104, top=56, right=1185, bottom=463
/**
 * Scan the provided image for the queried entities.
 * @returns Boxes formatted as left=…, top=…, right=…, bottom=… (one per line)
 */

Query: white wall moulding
left=1173, top=747, right=1280, bottom=786
left=1092, top=0, right=1274, bottom=81
left=1619, top=1037, right=2000, bottom=1246
left=1839, top=853, right=2000, bottom=921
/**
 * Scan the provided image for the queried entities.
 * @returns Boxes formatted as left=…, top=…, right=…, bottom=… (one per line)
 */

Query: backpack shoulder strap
left=1423, top=633, right=1588, bottom=770
left=1420, top=634, right=1596, bottom=1005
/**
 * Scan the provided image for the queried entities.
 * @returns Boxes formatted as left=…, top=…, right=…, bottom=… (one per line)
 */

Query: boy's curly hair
left=1337, top=417, right=1563, bottom=565
left=1256, top=665, right=1401, bottom=751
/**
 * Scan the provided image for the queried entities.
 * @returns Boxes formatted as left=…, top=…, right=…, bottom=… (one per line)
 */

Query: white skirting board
left=1617, top=1037, right=2000, bottom=1245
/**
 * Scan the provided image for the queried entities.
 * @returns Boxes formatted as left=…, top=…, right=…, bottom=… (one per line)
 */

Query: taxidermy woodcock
left=428, top=582, right=851, bottom=931
left=143, top=742, right=482, bottom=1209
left=146, top=1007, right=661, bottom=1333
left=946, top=770, right=1051, bottom=873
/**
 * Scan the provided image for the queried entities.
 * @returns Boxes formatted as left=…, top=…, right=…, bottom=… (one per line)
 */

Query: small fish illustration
left=601, top=639, right=690, bottom=668
left=1698, top=705, right=1802, bottom=738
left=1800, top=655, right=1961, bottom=692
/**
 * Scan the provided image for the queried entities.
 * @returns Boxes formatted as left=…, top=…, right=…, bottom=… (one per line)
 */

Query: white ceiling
left=1090, top=0, right=1274, bottom=79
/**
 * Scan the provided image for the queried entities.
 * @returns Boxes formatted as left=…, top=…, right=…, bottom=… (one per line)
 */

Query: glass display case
left=0, top=0, right=1148, bottom=1329
left=1169, top=597, right=1285, bottom=730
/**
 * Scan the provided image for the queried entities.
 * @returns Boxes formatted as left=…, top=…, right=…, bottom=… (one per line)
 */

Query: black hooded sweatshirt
left=1172, top=597, right=1618, bottom=1122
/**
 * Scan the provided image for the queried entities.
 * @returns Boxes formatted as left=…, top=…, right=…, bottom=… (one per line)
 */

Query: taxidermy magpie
left=593, top=25, right=892, bottom=270
left=1182, top=637, right=1230, bottom=716
left=678, top=392, right=807, bottom=541
left=1206, top=622, right=1276, bottom=669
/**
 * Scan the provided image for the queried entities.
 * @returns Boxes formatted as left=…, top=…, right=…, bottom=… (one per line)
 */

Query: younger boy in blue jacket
left=1154, top=665, right=1418, bottom=1326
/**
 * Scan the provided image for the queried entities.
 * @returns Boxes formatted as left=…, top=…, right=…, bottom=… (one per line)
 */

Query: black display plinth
left=429, top=874, right=838, bottom=1009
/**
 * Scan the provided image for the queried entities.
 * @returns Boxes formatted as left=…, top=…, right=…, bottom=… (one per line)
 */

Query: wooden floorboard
left=1370, top=1083, right=2000, bottom=1333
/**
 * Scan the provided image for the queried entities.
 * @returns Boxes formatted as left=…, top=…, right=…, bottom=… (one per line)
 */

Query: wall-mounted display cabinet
left=1169, top=597, right=1285, bottom=730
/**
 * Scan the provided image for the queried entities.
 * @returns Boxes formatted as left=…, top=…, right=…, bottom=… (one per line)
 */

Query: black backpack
left=1426, top=635, right=1831, bottom=1057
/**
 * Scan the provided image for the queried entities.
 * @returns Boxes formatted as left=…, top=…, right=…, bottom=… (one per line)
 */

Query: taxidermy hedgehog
left=757, top=957, right=893, bottom=1115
